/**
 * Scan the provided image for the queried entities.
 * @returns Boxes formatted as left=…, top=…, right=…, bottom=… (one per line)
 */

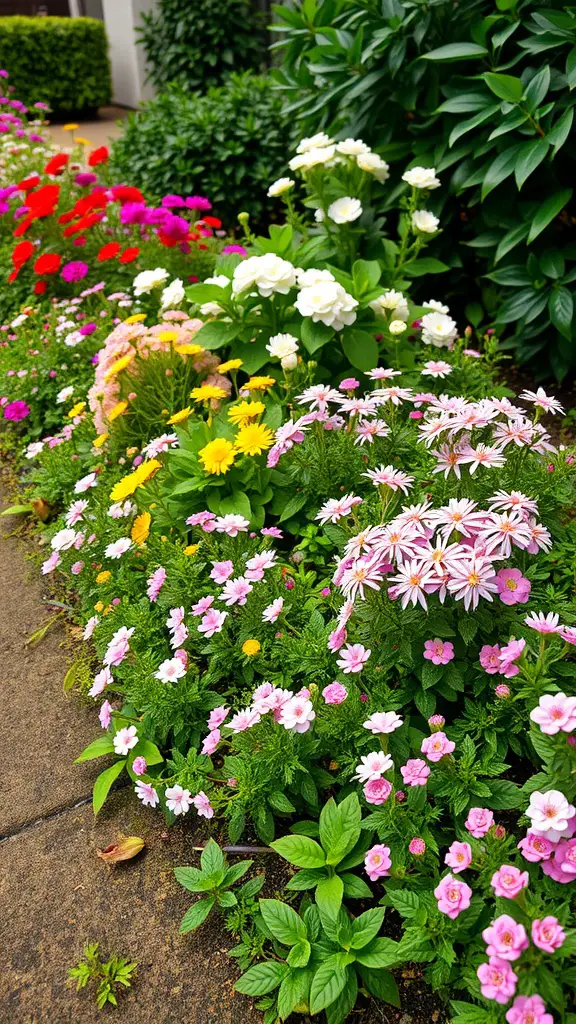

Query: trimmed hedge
left=0, top=18, right=111, bottom=114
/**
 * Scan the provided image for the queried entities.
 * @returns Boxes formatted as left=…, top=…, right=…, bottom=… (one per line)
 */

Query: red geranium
left=17, top=174, right=40, bottom=192
left=88, top=146, right=109, bottom=167
left=34, top=280, right=47, bottom=295
left=12, top=240, right=35, bottom=267
left=44, top=153, right=69, bottom=176
left=119, top=247, right=140, bottom=264
left=97, top=242, right=121, bottom=262
left=13, top=184, right=60, bottom=236
left=34, top=253, right=62, bottom=275
left=200, top=216, right=222, bottom=229
left=110, top=185, right=144, bottom=204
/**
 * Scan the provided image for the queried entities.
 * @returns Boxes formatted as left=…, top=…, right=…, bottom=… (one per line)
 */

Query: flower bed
left=1, top=78, right=576, bottom=1024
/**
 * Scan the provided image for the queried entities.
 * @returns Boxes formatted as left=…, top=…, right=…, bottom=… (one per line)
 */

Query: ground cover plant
left=1, top=84, right=576, bottom=1024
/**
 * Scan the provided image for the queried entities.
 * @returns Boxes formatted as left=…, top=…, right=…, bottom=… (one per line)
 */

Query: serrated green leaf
left=235, top=960, right=288, bottom=996
left=179, top=896, right=215, bottom=933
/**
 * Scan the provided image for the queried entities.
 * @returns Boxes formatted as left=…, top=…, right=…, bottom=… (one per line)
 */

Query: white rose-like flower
left=328, top=196, right=363, bottom=224
left=295, top=280, right=358, bottom=331
left=204, top=275, right=230, bottom=288
left=411, top=209, right=439, bottom=233
left=133, top=267, right=169, bottom=295
left=336, top=138, right=370, bottom=156
left=56, top=385, right=74, bottom=404
left=370, top=290, right=409, bottom=322
left=389, top=320, right=407, bottom=335
left=527, top=789, right=576, bottom=841
left=314, top=208, right=325, bottom=223
left=420, top=311, right=458, bottom=349
left=357, top=152, right=390, bottom=182
left=289, top=145, right=336, bottom=171
left=402, top=166, right=441, bottom=190
left=296, top=267, right=335, bottom=288
left=423, top=299, right=450, bottom=314
left=267, top=177, right=295, bottom=197
left=199, top=274, right=230, bottom=316
left=266, top=332, right=299, bottom=370
left=51, top=528, right=77, bottom=551
left=232, top=253, right=296, bottom=298
left=160, top=277, right=185, bottom=309
left=296, top=132, right=334, bottom=153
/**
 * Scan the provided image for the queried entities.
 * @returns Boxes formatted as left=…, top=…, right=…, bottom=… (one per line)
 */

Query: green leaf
left=422, top=42, right=488, bottom=61
left=524, top=66, right=550, bottom=113
left=350, top=908, right=385, bottom=950
left=528, top=188, right=572, bottom=244
left=277, top=968, right=313, bottom=1020
left=192, top=321, right=240, bottom=350
left=309, top=959, right=349, bottom=1014
left=341, top=873, right=373, bottom=899
left=235, top=960, right=288, bottom=996
left=179, top=896, right=215, bottom=933
left=217, top=890, right=237, bottom=908
left=222, top=861, right=252, bottom=888
left=277, top=491, right=308, bottom=524
left=358, top=966, right=400, bottom=1006
left=315, top=874, right=344, bottom=918
left=200, top=838, right=226, bottom=879
left=403, top=257, right=450, bottom=277
left=495, top=288, right=549, bottom=324
left=353, top=937, right=400, bottom=969
left=483, top=72, right=523, bottom=103
left=386, top=889, right=421, bottom=919
left=130, top=738, right=163, bottom=766
left=495, top=222, right=530, bottom=262
left=268, top=790, right=296, bottom=814
left=174, top=866, right=206, bottom=892
left=259, top=899, right=307, bottom=946
left=285, top=868, right=326, bottom=891
left=449, top=105, right=500, bottom=148
left=566, top=46, right=576, bottom=89
left=482, top=145, right=522, bottom=200
left=514, top=139, right=549, bottom=189
left=92, top=759, right=126, bottom=815
left=75, top=734, right=115, bottom=762
left=549, top=287, right=573, bottom=339
left=0, top=504, right=32, bottom=516
left=301, top=318, right=334, bottom=354
left=450, top=1001, right=495, bottom=1023
left=341, top=330, right=378, bottom=371
left=325, top=973, right=358, bottom=1024
left=287, top=939, right=311, bottom=967
left=547, top=107, right=574, bottom=157
left=270, top=834, right=326, bottom=868
left=485, top=779, right=522, bottom=809
left=320, top=793, right=361, bottom=865
left=352, top=258, right=381, bottom=296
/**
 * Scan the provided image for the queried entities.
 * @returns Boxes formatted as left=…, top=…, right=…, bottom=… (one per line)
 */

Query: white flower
left=232, top=253, right=296, bottom=298
left=51, top=528, right=77, bottom=551
left=402, top=166, right=441, bottom=190
left=64, top=331, right=84, bottom=348
left=412, top=209, right=439, bottom=233
left=336, top=138, right=370, bottom=156
left=354, top=751, right=393, bottom=782
left=295, top=281, right=358, bottom=331
left=296, top=268, right=335, bottom=288
left=423, top=299, right=450, bottom=314
left=105, top=537, right=132, bottom=559
left=279, top=696, right=316, bottom=733
left=113, top=725, right=138, bottom=755
left=25, top=441, right=44, bottom=459
left=267, top=177, right=295, bottom=197
left=56, top=385, right=74, bottom=404
left=160, top=277, right=185, bottom=309
left=204, top=274, right=230, bottom=288
left=296, top=132, right=334, bottom=153
left=370, top=290, right=409, bottom=321
left=155, top=657, right=187, bottom=684
left=266, top=332, right=299, bottom=369
left=526, top=790, right=576, bottom=841
left=389, top=320, right=407, bottom=334
left=133, top=267, right=169, bottom=296
left=289, top=145, right=336, bottom=171
left=328, top=196, right=363, bottom=224
left=420, top=312, right=458, bottom=349
left=165, top=784, right=192, bottom=815
left=11, top=313, right=28, bottom=328
left=357, top=152, right=390, bottom=182
left=314, top=208, right=325, bottom=223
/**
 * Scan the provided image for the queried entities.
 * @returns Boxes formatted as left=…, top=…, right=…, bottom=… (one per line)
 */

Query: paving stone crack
left=0, top=780, right=131, bottom=843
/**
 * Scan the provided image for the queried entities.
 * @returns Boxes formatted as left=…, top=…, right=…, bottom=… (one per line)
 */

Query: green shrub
left=0, top=17, right=111, bottom=114
left=111, top=74, right=290, bottom=226
left=272, top=1, right=576, bottom=379
left=137, top=0, right=266, bottom=92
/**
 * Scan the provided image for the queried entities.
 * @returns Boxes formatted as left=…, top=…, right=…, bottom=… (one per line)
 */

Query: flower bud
left=97, top=836, right=145, bottom=864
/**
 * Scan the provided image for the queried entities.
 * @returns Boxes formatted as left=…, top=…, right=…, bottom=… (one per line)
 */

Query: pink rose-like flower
left=400, top=759, right=430, bottom=787
left=201, top=729, right=221, bottom=755
left=322, top=682, right=348, bottom=704
left=480, top=643, right=502, bottom=674
left=496, top=568, right=531, bottom=606
left=423, top=638, right=454, bottom=665
left=421, top=731, right=455, bottom=762
left=499, top=638, right=526, bottom=678
left=364, top=843, right=391, bottom=881
left=495, top=684, right=511, bottom=698
left=465, top=807, right=494, bottom=838
left=434, top=873, right=472, bottom=919
left=428, top=714, right=445, bottom=729
left=517, top=832, right=555, bottom=862
left=445, top=840, right=472, bottom=873
left=530, top=692, right=576, bottom=735
left=482, top=914, right=528, bottom=961
left=197, top=608, right=228, bottom=637
left=364, top=777, right=392, bottom=805
left=210, top=559, right=234, bottom=584
left=531, top=916, right=565, bottom=953
left=363, top=710, right=403, bottom=734
left=477, top=957, right=518, bottom=1004
left=409, top=838, right=426, bottom=855
left=506, top=994, right=553, bottom=1024
left=132, top=756, right=147, bottom=776
left=336, top=643, right=371, bottom=673
left=208, top=705, right=229, bottom=730
left=4, top=399, right=30, bottom=421
left=491, top=865, right=529, bottom=899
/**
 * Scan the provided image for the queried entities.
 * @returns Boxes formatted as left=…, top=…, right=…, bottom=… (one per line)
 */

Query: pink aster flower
left=364, top=843, right=391, bottom=880
left=479, top=643, right=501, bottom=674
left=423, top=638, right=454, bottom=665
left=316, top=493, right=363, bottom=525
left=213, top=513, right=250, bottom=537
left=389, top=559, right=437, bottom=610
left=155, top=657, right=187, bottom=684
left=517, top=831, right=555, bottom=862
left=496, top=568, right=531, bottom=606
left=186, top=510, right=216, bottom=527
left=364, top=777, right=392, bottom=804
left=530, top=692, right=576, bottom=734
left=279, top=696, right=316, bottom=733
left=191, top=594, right=214, bottom=616
left=434, top=874, right=472, bottom=919
left=363, top=710, right=403, bottom=734
left=465, top=807, right=494, bottom=838
left=210, top=559, right=234, bottom=584
left=322, top=682, right=348, bottom=704
left=262, top=597, right=284, bottom=623
left=245, top=550, right=277, bottom=580
left=65, top=498, right=89, bottom=526
left=197, top=608, right=228, bottom=636
left=193, top=790, right=214, bottom=819
left=165, top=784, right=192, bottom=815
left=363, top=464, right=414, bottom=494
left=99, top=700, right=112, bottom=729
left=228, top=707, right=261, bottom=733
left=421, top=360, right=452, bottom=378
left=135, top=780, right=159, bottom=808
left=83, top=615, right=99, bottom=640
left=89, top=666, right=113, bottom=698
left=531, top=916, right=565, bottom=953
left=336, top=643, right=371, bottom=674
left=560, top=625, right=576, bottom=645
left=491, top=865, right=529, bottom=899
left=524, top=611, right=561, bottom=634
left=400, top=759, right=430, bottom=787
left=477, top=957, right=518, bottom=1004
left=354, top=751, right=393, bottom=783
left=447, top=556, right=498, bottom=611
left=208, top=706, right=229, bottom=729
left=220, top=576, right=253, bottom=606
left=520, top=387, right=564, bottom=416
left=482, top=915, right=528, bottom=961
left=506, top=994, right=553, bottom=1024
left=445, top=840, right=472, bottom=873
left=42, top=551, right=61, bottom=574
left=421, top=731, right=455, bottom=762
left=499, top=638, right=526, bottom=678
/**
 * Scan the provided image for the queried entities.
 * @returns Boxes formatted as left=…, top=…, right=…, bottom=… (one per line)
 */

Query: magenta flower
left=506, top=994, right=553, bottom=1024
left=409, top=837, right=426, bottom=855
left=421, top=731, right=455, bottom=762
left=364, top=843, right=391, bottom=881
left=531, top=916, right=565, bottom=953
left=4, top=399, right=30, bottom=421
left=496, top=567, right=531, bottom=605
left=423, top=638, right=454, bottom=665
left=434, top=873, right=472, bottom=919
left=482, top=914, right=528, bottom=961
left=477, top=957, right=518, bottom=1004
left=400, top=759, right=430, bottom=787
left=185, top=195, right=211, bottom=211
left=222, top=244, right=247, bottom=256
left=495, top=684, right=511, bottom=698
left=363, top=777, right=392, bottom=805
left=444, top=840, right=472, bottom=873
left=61, top=261, right=89, bottom=283
left=465, top=807, right=494, bottom=838
left=322, top=682, right=348, bottom=704
left=491, top=865, right=529, bottom=899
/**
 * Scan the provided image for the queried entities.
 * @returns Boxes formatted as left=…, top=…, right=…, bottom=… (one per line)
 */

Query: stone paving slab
left=48, top=106, right=131, bottom=150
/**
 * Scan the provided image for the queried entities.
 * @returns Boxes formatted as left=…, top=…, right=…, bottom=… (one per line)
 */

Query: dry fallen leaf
left=97, top=837, right=145, bottom=864
left=31, top=497, right=51, bottom=521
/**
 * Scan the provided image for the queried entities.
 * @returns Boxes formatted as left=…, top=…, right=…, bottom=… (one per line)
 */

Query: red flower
left=119, top=247, right=140, bottom=264
left=200, top=216, right=222, bottom=229
left=17, top=174, right=40, bottom=192
left=88, top=146, right=109, bottom=167
left=12, top=240, right=35, bottom=267
left=63, top=211, right=103, bottom=237
left=34, top=280, right=47, bottom=295
left=13, top=184, right=60, bottom=236
left=34, top=253, right=62, bottom=275
left=97, top=242, right=121, bottom=262
left=44, top=153, right=69, bottom=176
left=110, top=185, right=144, bottom=204
left=7, top=269, right=19, bottom=283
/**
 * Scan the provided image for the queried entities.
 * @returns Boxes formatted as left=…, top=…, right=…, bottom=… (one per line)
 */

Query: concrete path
left=48, top=106, right=131, bottom=150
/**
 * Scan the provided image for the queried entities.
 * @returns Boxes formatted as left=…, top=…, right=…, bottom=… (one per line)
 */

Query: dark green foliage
left=272, top=0, right=576, bottom=377
left=111, top=74, right=290, bottom=225
left=0, top=18, right=111, bottom=113
left=137, top=0, right=266, bottom=92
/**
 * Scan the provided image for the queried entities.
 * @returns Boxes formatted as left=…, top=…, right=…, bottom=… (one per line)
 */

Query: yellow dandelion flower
left=74, top=136, right=92, bottom=146
left=244, top=375, right=276, bottom=392
left=108, top=400, right=129, bottom=422
left=67, top=400, right=86, bottom=418
left=104, top=353, right=134, bottom=381
left=228, top=400, right=265, bottom=428
left=234, top=422, right=275, bottom=456
left=158, top=330, right=179, bottom=343
left=124, top=313, right=146, bottom=325
left=109, top=458, right=161, bottom=501
left=96, top=570, right=111, bottom=584
left=190, top=384, right=228, bottom=403
left=198, top=437, right=236, bottom=475
left=94, top=600, right=104, bottom=612
left=93, top=432, right=109, bottom=448
left=184, top=543, right=199, bottom=556
left=63, top=123, right=79, bottom=131
left=167, top=407, right=192, bottom=425
left=131, top=511, right=151, bottom=546
left=175, top=343, right=204, bottom=356
left=133, top=458, right=162, bottom=485
left=242, top=639, right=261, bottom=656
left=217, top=358, right=243, bottom=373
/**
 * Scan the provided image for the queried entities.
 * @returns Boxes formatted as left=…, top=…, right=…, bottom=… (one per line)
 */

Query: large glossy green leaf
left=309, top=959, right=350, bottom=1014
left=495, top=288, right=550, bottom=324
left=93, top=759, right=126, bottom=815
left=271, top=834, right=326, bottom=868
left=192, top=321, right=241, bottom=350
left=514, top=139, right=549, bottom=189
left=524, top=65, right=550, bottom=112
left=483, top=72, right=523, bottom=103
left=448, top=105, right=500, bottom=147
left=260, top=899, right=307, bottom=946
left=528, top=188, right=572, bottom=243
left=547, top=107, right=574, bottom=157
left=422, top=42, right=488, bottom=61
left=341, top=330, right=379, bottom=371
left=235, top=960, right=288, bottom=996
left=549, top=287, right=574, bottom=340
left=179, top=896, right=214, bottom=933
left=75, top=734, right=115, bottom=762
left=316, top=874, right=344, bottom=918
left=481, top=144, right=522, bottom=200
